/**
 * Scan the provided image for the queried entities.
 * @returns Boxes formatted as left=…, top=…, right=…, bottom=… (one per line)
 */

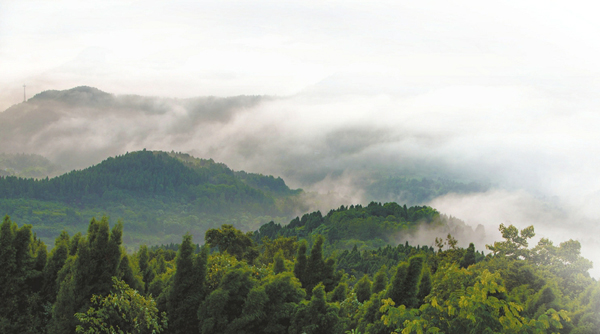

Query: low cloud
left=2, top=82, right=600, bottom=277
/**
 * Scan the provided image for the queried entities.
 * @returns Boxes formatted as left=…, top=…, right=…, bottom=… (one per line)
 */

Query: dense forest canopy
left=0, top=150, right=304, bottom=246
left=0, top=212, right=597, bottom=334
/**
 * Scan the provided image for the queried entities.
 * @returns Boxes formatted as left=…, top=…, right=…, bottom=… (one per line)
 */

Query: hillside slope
left=0, top=150, right=301, bottom=246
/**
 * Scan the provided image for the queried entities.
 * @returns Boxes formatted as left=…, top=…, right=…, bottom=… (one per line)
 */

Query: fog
left=2, top=1, right=600, bottom=276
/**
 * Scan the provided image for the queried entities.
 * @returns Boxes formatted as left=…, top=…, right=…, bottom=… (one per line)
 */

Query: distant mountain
left=0, top=86, right=266, bottom=171
left=0, top=153, right=63, bottom=178
left=0, top=150, right=302, bottom=246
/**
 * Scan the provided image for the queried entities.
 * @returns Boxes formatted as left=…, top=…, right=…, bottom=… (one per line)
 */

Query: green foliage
left=49, top=217, right=124, bottom=334
left=75, top=277, right=167, bottom=334
left=355, top=274, right=372, bottom=303
left=167, top=233, right=208, bottom=334
left=205, top=224, right=258, bottom=262
left=460, top=242, right=477, bottom=268
left=273, top=249, right=286, bottom=274
left=372, top=265, right=388, bottom=295
left=227, top=272, right=306, bottom=333
left=197, top=267, right=257, bottom=334
left=289, top=283, right=341, bottom=334
left=0, top=150, right=301, bottom=248
left=0, top=215, right=47, bottom=333
left=486, top=223, right=535, bottom=260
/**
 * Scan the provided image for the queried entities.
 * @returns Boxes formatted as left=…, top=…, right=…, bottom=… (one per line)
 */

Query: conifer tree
left=416, top=266, right=432, bottom=305
left=0, top=216, right=39, bottom=333
left=167, top=233, right=208, bottom=334
left=398, top=254, right=425, bottom=308
left=387, top=262, right=408, bottom=305
left=273, top=249, right=286, bottom=274
left=329, top=281, right=348, bottom=302
left=460, top=242, right=477, bottom=268
left=355, top=274, right=372, bottom=303
left=49, top=217, right=123, bottom=334
left=294, top=240, right=308, bottom=287
left=372, top=265, right=388, bottom=294
left=42, top=231, right=70, bottom=304
left=138, top=244, right=155, bottom=293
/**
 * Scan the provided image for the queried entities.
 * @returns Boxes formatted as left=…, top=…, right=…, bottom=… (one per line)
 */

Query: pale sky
left=2, top=0, right=600, bottom=275
left=2, top=0, right=600, bottom=108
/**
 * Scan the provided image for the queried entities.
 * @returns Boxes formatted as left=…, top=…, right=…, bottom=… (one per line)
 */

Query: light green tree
left=75, top=277, right=167, bottom=334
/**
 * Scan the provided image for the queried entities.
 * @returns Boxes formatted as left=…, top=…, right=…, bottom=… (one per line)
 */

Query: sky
left=1, top=1, right=600, bottom=275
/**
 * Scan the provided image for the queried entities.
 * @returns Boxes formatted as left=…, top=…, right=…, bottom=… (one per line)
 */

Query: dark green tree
left=227, top=272, right=305, bottom=334
left=289, top=283, right=340, bottom=334
left=372, top=265, right=388, bottom=294
left=50, top=217, right=124, bottom=334
left=138, top=244, right=155, bottom=294
left=416, top=265, right=432, bottom=304
left=460, top=242, right=477, bottom=268
left=273, top=249, right=286, bottom=274
left=167, top=233, right=208, bottom=334
left=205, top=224, right=258, bottom=262
left=354, top=274, right=372, bottom=303
left=197, top=267, right=257, bottom=334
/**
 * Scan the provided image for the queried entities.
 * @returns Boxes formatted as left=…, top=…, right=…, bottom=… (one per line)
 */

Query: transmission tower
left=23, top=85, right=26, bottom=102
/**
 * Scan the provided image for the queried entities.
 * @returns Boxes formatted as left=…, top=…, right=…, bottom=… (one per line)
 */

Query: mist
left=2, top=1, right=600, bottom=277
left=1, top=83, right=599, bottom=277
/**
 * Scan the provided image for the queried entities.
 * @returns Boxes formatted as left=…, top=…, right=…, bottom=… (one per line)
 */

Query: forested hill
left=0, top=150, right=302, bottom=245
left=0, top=150, right=297, bottom=204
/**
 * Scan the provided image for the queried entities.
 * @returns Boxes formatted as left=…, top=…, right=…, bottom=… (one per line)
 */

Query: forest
left=1, top=202, right=598, bottom=334
left=0, top=150, right=483, bottom=249
left=0, top=150, right=303, bottom=246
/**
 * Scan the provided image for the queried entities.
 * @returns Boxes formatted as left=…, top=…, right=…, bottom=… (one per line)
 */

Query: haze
left=1, top=1, right=600, bottom=276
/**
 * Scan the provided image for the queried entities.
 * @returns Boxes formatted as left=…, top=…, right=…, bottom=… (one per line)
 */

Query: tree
left=273, top=249, right=286, bottom=274
left=197, top=267, right=257, bottom=334
left=138, top=245, right=155, bottom=294
left=167, top=233, right=208, bottom=334
left=75, top=277, right=167, bottom=334
left=205, top=224, right=258, bottom=262
left=289, top=283, right=340, bottom=334
left=486, top=224, right=535, bottom=260
left=388, top=255, right=424, bottom=308
left=460, top=243, right=476, bottom=268
left=227, top=272, right=306, bottom=334
left=50, top=217, right=124, bottom=334
left=355, top=274, right=372, bottom=303
left=0, top=215, right=47, bottom=333
left=372, top=265, right=388, bottom=295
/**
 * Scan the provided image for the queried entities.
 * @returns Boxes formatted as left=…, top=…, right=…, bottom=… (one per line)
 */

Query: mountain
left=0, top=152, right=63, bottom=178
left=0, top=86, right=266, bottom=171
left=0, top=150, right=302, bottom=246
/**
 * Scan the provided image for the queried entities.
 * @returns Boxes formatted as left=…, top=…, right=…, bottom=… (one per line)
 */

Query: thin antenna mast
left=23, top=85, right=26, bottom=102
